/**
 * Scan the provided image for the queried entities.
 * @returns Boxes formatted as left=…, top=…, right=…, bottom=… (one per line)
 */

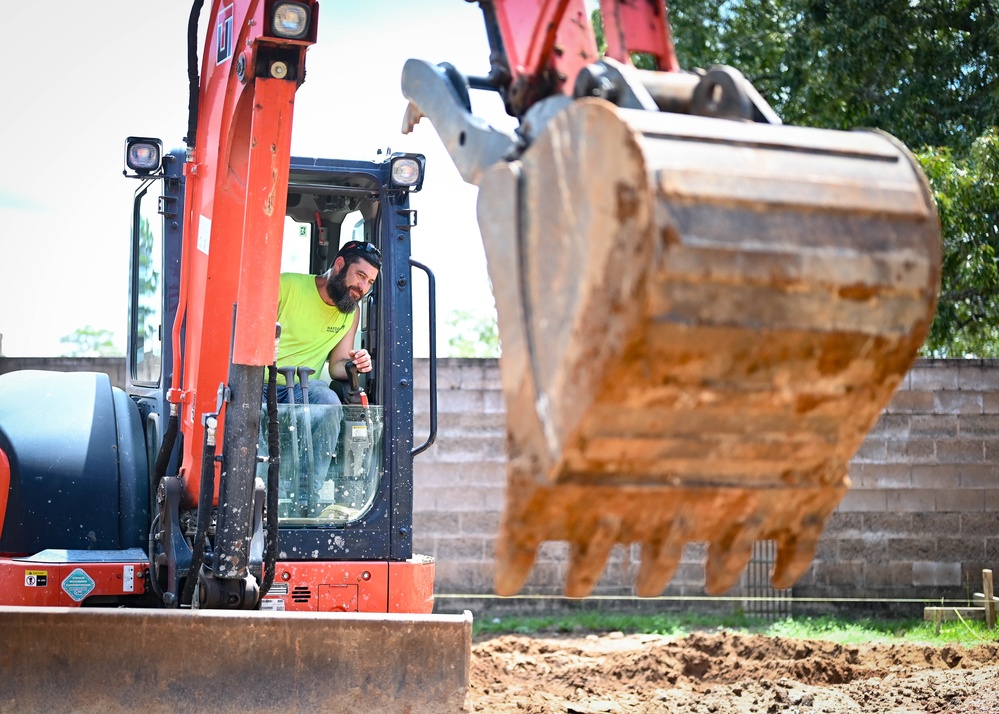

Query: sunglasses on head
left=338, top=240, right=382, bottom=267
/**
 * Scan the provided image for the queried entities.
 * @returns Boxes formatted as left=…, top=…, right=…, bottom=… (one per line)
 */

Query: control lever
left=344, top=360, right=368, bottom=406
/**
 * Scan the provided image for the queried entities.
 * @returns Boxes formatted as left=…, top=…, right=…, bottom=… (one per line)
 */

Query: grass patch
left=473, top=611, right=999, bottom=648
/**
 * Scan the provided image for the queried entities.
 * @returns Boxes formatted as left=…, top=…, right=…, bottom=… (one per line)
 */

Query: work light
left=124, top=137, right=163, bottom=176
left=390, top=155, right=425, bottom=191
left=271, top=2, right=310, bottom=39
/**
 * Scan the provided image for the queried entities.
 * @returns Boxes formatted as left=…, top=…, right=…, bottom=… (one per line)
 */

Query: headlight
left=124, top=137, right=163, bottom=175
left=271, top=2, right=310, bottom=39
left=390, top=156, right=425, bottom=191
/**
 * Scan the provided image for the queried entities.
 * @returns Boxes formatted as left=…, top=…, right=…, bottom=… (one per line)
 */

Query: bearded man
left=270, top=240, right=380, bottom=406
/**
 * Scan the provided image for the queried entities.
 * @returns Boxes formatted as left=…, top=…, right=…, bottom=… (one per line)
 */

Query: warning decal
left=25, top=570, right=48, bottom=587
left=62, top=568, right=96, bottom=602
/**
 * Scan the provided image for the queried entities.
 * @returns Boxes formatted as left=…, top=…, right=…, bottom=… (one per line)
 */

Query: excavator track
left=475, top=98, right=940, bottom=597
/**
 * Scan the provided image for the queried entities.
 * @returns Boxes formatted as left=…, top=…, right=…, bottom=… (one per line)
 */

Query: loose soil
left=468, top=630, right=999, bottom=713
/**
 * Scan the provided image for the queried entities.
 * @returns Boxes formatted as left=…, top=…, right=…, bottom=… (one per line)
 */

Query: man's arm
left=327, top=310, right=372, bottom=381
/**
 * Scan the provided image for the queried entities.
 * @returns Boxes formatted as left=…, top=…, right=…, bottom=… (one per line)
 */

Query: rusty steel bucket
left=475, top=98, right=941, bottom=597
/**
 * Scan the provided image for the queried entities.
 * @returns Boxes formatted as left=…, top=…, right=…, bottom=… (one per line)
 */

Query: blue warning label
left=62, top=568, right=96, bottom=602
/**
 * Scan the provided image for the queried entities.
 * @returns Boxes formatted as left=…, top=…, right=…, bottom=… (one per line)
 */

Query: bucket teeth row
left=494, top=482, right=848, bottom=598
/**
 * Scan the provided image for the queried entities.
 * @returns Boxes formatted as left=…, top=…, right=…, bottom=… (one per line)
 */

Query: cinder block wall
left=4, top=356, right=995, bottom=614
left=414, top=358, right=999, bottom=615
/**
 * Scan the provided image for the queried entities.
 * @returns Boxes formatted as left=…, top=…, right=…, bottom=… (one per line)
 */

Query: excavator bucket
left=478, top=99, right=940, bottom=597
left=0, top=606, right=472, bottom=713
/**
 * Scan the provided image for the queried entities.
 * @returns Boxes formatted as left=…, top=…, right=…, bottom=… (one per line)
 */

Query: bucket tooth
left=635, top=529, right=685, bottom=597
left=771, top=522, right=824, bottom=589
left=705, top=516, right=764, bottom=595
left=493, top=530, right=542, bottom=597
left=565, top=516, right=621, bottom=598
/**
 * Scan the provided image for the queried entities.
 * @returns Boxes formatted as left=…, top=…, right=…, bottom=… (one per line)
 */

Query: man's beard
left=326, top=267, right=360, bottom=313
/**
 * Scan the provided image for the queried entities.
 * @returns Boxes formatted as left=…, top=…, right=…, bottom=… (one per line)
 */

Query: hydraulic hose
left=181, top=414, right=218, bottom=606
left=261, top=363, right=281, bottom=597
left=151, top=408, right=179, bottom=512
left=184, top=0, right=204, bottom=149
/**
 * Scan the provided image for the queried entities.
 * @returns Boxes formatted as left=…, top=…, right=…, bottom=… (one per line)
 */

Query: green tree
left=918, top=130, right=999, bottom=356
left=446, top=308, right=500, bottom=358
left=60, top=325, right=122, bottom=357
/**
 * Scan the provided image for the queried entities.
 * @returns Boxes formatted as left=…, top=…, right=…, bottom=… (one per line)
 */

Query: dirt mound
left=469, top=631, right=999, bottom=713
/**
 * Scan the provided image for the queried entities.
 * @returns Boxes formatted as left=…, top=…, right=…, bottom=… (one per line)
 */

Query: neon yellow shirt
left=275, top=273, right=354, bottom=384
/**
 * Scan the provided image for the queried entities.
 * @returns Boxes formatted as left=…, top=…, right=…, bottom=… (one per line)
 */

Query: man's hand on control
left=349, top=349, right=372, bottom=373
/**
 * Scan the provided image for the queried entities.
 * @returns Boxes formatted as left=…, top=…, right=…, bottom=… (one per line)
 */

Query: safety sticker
left=62, top=568, right=96, bottom=602
left=24, top=570, right=48, bottom=587
left=123, top=565, right=135, bottom=593
left=351, top=424, right=368, bottom=439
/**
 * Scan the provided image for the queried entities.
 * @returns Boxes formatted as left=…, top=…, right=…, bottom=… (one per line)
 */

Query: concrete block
left=959, top=512, right=999, bottom=536
left=813, top=561, right=865, bottom=587
left=909, top=512, right=961, bottom=536
left=414, top=460, right=506, bottom=488
left=987, top=489, right=999, bottom=512
left=959, top=361, right=999, bottom=390
left=435, top=535, right=487, bottom=561
left=870, top=414, right=910, bottom=440
left=854, top=464, right=911, bottom=489
left=935, top=390, right=984, bottom=415
left=433, top=560, right=494, bottom=594
left=436, top=388, right=486, bottom=414
left=886, top=489, right=937, bottom=513
left=937, top=537, right=985, bottom=561
left=960, top=464, right=999, bottom=487
left=853, top=439, right=888, bottom=462
left=910, top=465, right=960, bottom=489
left=435, top=485, right=505, bottom=513
left=936, top=439, right=985, bottom=464
left=909, top=364, right=960, bottom=391
left=885, top=390, right=935, bottom=415
left=936, top=489, right=987, bottom=513
left=813, top=537, right=838, bottom=562
left=885, top=439, right=935, bottom=465
left=912, top=561, right=962, bottom=587
left=862, top=513, right=914, bottom=536
left=430, top=433, right=507, bottom=463
left=837, top=489, right=888, bottom=512
left=888, top=538, right=935, bottom=560
left=821, top=512, right=865, bottom=536
left=483, top=389, right=507, bottom=414
left=984, top=392, right=999, bottom=415
left=863, top=561, right=912, bottom=589
left=987, top=537, right=999, bottom=561
left=412, top=486, right=439, bottom=512
left=458, top=511, right=502, bottom=536
left=839, top=537, right=888, bottom=561
left=413, top=511, right=462, bottom=537
left=984, top=441, right=999, bottom=463
left=910, top=415, right=958, bottom=439
left=958, top=415, right=999, bottom=438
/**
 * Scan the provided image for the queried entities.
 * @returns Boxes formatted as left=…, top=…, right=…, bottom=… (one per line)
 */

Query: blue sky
left=0, top=1, right=531, bottom=357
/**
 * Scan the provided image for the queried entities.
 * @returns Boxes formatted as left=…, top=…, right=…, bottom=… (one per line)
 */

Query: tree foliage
left=446, top=308, right=501, bottom=358
left=918, top=130, right=999, bottom=355
left=60, top=325, right=122, bottom=358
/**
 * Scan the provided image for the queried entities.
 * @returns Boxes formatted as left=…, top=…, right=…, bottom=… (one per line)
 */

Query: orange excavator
left=0, top=0, right=939, bottom=711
